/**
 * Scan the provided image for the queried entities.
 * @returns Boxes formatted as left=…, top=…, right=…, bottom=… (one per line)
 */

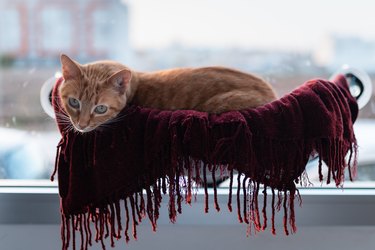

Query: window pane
left=40, top=8, right=74, bottom=52
left=0, top=9, right=22, bottom=52
left=0, top=0, right=374, bottom=188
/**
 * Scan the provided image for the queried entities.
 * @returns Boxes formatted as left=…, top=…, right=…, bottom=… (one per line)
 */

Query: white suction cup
left=330, top=65, right=373, bottom=110
left=40, top=72, right=62, bottom=118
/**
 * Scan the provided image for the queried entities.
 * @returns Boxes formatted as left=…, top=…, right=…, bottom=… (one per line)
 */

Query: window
left=1, top=1, right=375, bottom=250
left=0, top=0, right=374, bottom=186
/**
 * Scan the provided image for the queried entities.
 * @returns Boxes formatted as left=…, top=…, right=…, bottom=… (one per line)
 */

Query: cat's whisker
left=55, top=113, right=69, bottom=119
left=56, top=118, right=71, bottom=123
left=56, top=117, right=72, bottom=125
left=55, top=111, right=69, bottom=119
left=63, top=124, right=74, bottom=132
left=56, top=117, right=71, bottom=123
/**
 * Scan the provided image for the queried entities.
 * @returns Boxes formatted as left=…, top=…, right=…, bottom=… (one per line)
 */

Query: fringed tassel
left=51, top=139, right=63, bottom=181
left=347, top=143, right=358, bottom=181
left=124, top=199, right=130, bottom=243
left=129, top=196, right=138, bottom=240
left=212, top=166, right=220, bottom=212
left=72, top=216, right=76, bottom=250
left=114, top=201, right=122, bottom=240
left=87, top=213, right=92, bottom=246
left=316, top=137, right=358, bottom=186
left=61, top=214, right=67, bottom=250
left=261, top=186, right=268, bottom=231
left=282, top=192, right=289, bottom=236
left=242, top=178, right=249, bottom=225
left=271, top=188, right=276, bottom=235
left=98, top=210, right=106, bottom=250
left=93, top=212, right=99, bottom=243
left=61, top=195, right=152, bottom=250
left=168, top=173, right=177, bottom=222
left=203, top=163, right=209, bottom=213
left=245, top=180, right=262, bottom=236
left=134, top=193, right=141, bottom=222
left=194, top=160, right=202, bottom=187
left=273, top=188, right=298, bottom=236
left=154, top=182, right=162, bottom=224
left=108, top=204, right=116, bottom=247
left=176, top=165, right=183, bottom=215
left=83, top=213, right=90, bottom=249
left=253, top=182, right=261, bottom=232
left=66, top=216, right=71, bottom=250
left=227, top=169, right=234, bottom=212
left=186, top=159, right=192, bottom=204
left=289, top=188, right=297, bottom=234
left=77, top=215, right=84, bottom=250
left=145, top=188, right=154, bottom=231
left=316, top=142, right=324, bottom=182
left=59, top=134, right=359, bottom=249
left=236, top=173, right=243, bottom=223
left=60, top=174, right=304, bottom=250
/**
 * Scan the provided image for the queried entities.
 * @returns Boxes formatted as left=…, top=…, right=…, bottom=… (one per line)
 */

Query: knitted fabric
left=52, top=74, right=358, bottom=249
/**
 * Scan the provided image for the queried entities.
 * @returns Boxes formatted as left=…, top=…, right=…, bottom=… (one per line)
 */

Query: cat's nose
left=77, top=121, right=89, bottom=130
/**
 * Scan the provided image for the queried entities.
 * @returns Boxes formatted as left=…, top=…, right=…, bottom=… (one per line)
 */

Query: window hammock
left=51, top=74, right=358, bottom=250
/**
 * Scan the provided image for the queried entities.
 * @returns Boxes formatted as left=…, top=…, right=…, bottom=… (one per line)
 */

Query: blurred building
left=133, top=45, right=323, bottom=76
left=0, top=0, right=130, bottom=66
left=314, top=35, right=375, bottom=73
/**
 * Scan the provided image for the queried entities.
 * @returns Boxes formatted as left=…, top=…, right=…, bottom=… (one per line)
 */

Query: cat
left=58, top=54, right=277, bottom=133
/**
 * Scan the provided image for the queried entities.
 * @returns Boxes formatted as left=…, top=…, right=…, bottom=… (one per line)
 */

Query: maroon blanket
left=52, top=75, right=358, bottom=250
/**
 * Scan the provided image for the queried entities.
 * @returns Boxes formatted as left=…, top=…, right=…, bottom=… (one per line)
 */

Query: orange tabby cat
left=59, top=54, right=277, bottom=133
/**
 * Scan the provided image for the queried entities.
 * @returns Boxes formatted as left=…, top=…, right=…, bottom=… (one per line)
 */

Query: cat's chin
left=74, top=126, right=96, bottom=133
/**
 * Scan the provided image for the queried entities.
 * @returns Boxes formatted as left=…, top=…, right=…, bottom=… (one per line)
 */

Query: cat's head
left=58, top=54, right=132, bottom=133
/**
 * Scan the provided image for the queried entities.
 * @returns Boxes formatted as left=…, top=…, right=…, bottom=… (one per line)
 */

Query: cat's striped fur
left=59, top=54, right=277, bottom=133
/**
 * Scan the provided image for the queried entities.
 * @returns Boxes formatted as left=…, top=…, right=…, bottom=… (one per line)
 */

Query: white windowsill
left=1, top=183, right=375, bottom=226
left=1, top=183, right=375, bottom=250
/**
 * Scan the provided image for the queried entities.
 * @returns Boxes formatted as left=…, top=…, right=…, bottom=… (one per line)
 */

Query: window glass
left=40, top=8, right=74, bottom=52
left=1, top=9, right=22, bottom=52
left=0, top=0, right=374, bottom=187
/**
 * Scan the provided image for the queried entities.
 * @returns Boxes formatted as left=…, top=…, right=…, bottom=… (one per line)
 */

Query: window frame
left=1, top=185, right=375, bottom=226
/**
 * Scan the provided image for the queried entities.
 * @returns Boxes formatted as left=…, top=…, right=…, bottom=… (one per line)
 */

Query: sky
left=124, top=0, right=375, bottom=51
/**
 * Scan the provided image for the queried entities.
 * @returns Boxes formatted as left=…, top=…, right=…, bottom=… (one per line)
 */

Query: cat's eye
left=94, top=105, right=108, bottom=114
left=68, top=97, right=80, bottom=109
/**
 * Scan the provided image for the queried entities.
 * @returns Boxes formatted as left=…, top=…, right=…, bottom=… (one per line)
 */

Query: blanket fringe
left=59, top=138, right=356, bottom=250
left=53, top=77, right=358, bottom=250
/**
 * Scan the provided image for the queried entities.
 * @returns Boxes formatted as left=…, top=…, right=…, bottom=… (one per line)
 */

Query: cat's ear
left=60, top=54, right=82, bottom=81
left=107, top=69, right=132, bottom=95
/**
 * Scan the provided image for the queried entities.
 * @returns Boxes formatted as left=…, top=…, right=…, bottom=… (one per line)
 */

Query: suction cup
left=40, top=72, right=62, bottom=118
left=330, top=65, right=373, bottom=110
